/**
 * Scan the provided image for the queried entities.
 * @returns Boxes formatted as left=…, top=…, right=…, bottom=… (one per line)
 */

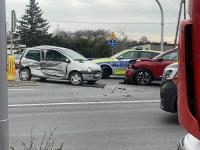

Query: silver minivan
left=18, top=45, right=102, bottom=85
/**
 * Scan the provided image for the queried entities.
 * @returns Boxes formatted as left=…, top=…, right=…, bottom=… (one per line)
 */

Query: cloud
left=6, top=0, right=185, bottom=42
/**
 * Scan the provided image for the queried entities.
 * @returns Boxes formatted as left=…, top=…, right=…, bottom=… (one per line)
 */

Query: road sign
left=108, top=40, right=117, bottom=48
left=109, top=32, right=117, bottom=40
left=11, top=10, right=16, bottom=32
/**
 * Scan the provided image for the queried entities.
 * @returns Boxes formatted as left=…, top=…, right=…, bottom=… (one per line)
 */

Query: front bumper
left=177, top=136, right=185, bottom=150
left=177, top=134, right=200, bottom=150
left=160, top=78, right=177, bottom=113
left=82, top=71, right=102, bottom=81
left=125, top=68, right=136, bottom=83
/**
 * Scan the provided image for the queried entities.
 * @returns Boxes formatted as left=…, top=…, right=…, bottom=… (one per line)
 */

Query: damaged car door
left=41, top=49, right=69, bottom=79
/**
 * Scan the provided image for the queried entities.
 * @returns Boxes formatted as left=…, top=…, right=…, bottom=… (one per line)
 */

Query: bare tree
left=139, top=36, right=149, bottom=44
left=116, top=25, right=128, bottom=50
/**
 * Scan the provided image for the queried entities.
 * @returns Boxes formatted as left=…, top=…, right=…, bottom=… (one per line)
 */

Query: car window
left=46, top=50, right=66, bottom=61
left=138, top=51, right=158, bottom=58
left=150, top=52, right=160, bottom=58
left=119, top=51, right=138, bottom=59
left=25, top=50, right=41, bottom=61
left=159, top=51, right=177, bottom=61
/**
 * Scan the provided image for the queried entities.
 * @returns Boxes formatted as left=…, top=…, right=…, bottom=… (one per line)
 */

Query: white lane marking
left=8, top=89, right=37, bottom=91
left=0, top=119, right=9, bottom=123
left=8, top=100, right=160, bottom=108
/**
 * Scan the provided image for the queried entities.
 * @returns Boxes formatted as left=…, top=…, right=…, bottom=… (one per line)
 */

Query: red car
left=125, top=49, right=177, bottom=85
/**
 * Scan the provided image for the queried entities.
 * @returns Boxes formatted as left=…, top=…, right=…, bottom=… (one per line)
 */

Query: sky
left=6, top=0, right=186, bottom=43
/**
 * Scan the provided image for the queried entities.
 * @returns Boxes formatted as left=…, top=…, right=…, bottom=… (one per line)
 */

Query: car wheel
left=87, top=81, right=96, bottom=84
left=101, top=66, right=111, bottom=79
left=69, top=72, right=83, bottom=85
left=134, top=69, right=152, bottom=85
left=19, top=68, right=32, bottom=81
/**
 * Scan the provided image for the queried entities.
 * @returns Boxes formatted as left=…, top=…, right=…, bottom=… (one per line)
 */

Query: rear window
left=25, top=50, right=41, bottom=61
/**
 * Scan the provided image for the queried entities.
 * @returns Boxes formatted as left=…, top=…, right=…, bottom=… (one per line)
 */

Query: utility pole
left=174, top=0, right=186, bottom=47
left=0, top=0, right=9, bottom=149
left=155, top=0, right=164, bottom=52
left=10, top=10, right=16, bottom=55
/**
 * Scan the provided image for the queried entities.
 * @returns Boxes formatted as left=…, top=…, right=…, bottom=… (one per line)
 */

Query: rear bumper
left=160, top=78, right=177, bottom=113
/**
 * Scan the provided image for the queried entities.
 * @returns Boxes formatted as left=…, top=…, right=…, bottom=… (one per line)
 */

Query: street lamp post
left=155, top=0, right=164, bottom=52
left=0, top=0, right=9, bottom=149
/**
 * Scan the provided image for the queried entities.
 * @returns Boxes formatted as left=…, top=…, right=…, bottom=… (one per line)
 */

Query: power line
left=49, top=20, right=176, bottom=25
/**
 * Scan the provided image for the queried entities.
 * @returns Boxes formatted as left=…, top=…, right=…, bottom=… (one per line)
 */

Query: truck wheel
left=134, top=69, right=152, bottom=85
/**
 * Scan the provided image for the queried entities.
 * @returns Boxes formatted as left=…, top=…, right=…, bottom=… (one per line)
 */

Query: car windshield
left=62, top=48, right=88, bottom=61
left=152, top=49, right=177, bottom=60
left=110, top=50, right=129, bottom=59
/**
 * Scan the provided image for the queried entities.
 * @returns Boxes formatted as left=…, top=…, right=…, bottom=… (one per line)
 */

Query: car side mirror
left=118, top=56, right=123, bottom=60
left=65, top=58, right=70, bottom=63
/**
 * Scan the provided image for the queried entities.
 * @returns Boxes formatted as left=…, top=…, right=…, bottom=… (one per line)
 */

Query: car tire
left=69, top=71, right=83, bottom=85
left=101, top=66, right=111, bottom=79
left=19, top=68, right=32, bottom=81
left=134, top=69, right=152, bottom=85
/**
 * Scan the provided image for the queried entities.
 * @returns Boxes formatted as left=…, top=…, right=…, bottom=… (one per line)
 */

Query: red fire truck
left=177, top=0, right=200, bottom=149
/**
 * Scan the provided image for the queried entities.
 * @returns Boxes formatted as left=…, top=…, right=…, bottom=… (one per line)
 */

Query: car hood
left=74, top=60, right=101, bottom=71
left=92, top=58, right=116, bottom=63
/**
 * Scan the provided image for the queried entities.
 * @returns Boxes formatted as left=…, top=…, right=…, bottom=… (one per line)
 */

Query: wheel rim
left=136, top=71, right=151, bottom=85
left=71, top=74, right=82, bottom=85
left=20, top=69, right=29, bottom=81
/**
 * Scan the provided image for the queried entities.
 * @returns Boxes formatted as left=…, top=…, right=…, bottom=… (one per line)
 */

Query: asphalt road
left=8, top=78, right=185, bottom=150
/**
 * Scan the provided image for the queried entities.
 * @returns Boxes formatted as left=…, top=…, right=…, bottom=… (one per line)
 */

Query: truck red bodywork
left=178, top=0, right=200, bottom=140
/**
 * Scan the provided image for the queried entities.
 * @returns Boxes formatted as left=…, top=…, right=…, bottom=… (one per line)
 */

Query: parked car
left=14, top=54, right=21, bottom=69
left=18, top=45, right=102, bottom=85
left=177, top=134, right=199, bottom=150
left=125, top=48, right=177, bottom=85
left=92, top=49, right=161, bottom=79
left=160, top=62, right=178, bottom=113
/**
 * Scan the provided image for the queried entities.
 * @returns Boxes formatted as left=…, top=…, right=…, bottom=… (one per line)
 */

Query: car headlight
left=87, top=67, right=92, bottom=72
left=163, top=68, right=177, bottom=80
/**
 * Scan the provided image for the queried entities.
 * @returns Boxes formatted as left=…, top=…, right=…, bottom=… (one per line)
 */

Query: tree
left=139, top=36, right=149, bottom=44
left=17, top=0, right=50, bottom=47
left=49, top=29, right=111, bottom=58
